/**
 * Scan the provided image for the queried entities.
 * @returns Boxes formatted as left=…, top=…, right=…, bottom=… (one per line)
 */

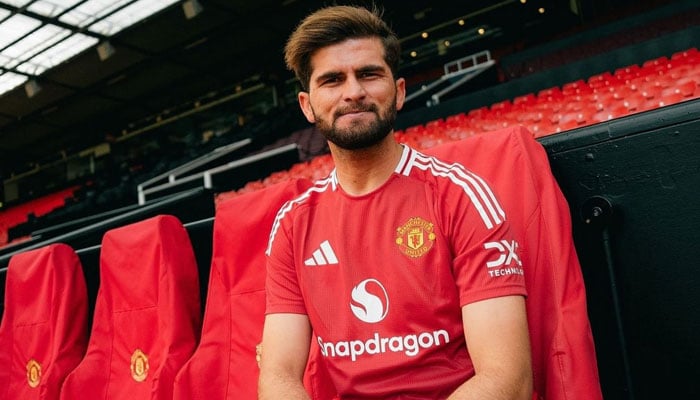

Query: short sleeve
left=265, top=216, right=308, bottom=315
left=441, top=175, right=527, bottom=307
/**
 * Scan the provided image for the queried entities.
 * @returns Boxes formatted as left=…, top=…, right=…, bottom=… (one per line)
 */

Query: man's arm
left=258, top=313, right=312, bottom=400
left=448, top=295, right=532, bottom=400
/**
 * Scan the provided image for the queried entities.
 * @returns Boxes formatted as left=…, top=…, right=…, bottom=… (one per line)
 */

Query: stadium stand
left=0, top=1, right=698, bottom=398
left=2, top=32, right=697, bottom=248
left=0, top=243, right=88, bottom=399
left=225, top=47, right=699, bottom=196
left=0, top=187, right=79, bottom=248
left=0, top=104, right=308, bottom=249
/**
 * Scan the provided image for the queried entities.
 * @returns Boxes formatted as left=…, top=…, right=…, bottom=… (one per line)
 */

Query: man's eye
left=321, top=77, right=340, bottom=85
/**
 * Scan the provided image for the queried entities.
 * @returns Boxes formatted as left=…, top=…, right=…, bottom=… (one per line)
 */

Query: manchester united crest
left=130, top=349, right=149, bottom=382
left=395, top=217, right=436, bottom=258
left=26, top=359, right=40, bottom=388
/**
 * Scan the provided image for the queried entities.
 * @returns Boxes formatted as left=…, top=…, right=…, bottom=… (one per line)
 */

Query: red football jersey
left=266, top=145, right=526, bottom=399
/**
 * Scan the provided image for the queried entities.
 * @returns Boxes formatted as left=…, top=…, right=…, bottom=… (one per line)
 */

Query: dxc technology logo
left=350, top=278, right=389, bottom=323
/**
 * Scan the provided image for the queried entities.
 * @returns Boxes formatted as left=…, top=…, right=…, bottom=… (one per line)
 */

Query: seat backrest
left=173, top=178, right=338, bottom=400
left=60, top=215, right=201, bottom=400
left=426, top=126, right=603, bottom=400
left=0, top=243, right=88, bottom=400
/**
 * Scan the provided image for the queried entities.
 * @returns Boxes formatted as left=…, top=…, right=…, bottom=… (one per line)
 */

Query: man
left=259, top=5, right=532, bottom=399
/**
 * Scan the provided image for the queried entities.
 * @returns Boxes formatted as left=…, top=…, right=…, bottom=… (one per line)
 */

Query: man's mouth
left=336, top=105, right=375, bottom=118
left=341, top=110, right=368, bottom=115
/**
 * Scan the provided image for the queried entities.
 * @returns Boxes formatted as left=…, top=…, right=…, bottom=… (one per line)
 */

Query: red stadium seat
left=490, top=99, right=513, bottom=116
left=519, top=110, right=545, bottom=123
left=404, top=124, right=427, bottom=137
left=604, top=104, right=631, bottom=120
left=467, top=106, right=489, bottom=118
left=557, top=115, right=582, bottom=132
left=425, top=117, right=446, bottom=131
left=674, top=80, right=699, bottom=98
left=513, top=93, right=537, bottom=108
left=642, top=55, right=669, bottom=69
left=427, top=127, right=603, bottom=400
left=656, top=91, right=685, bottom=107
left=445, top=112, right=468, bottom=127
left=623, top=92, right=648, bottom=113
left=173, top=179, right=337, bottom=400
left=537, top=87, right=565, bottom=104
left=562, top=79, right=587, bottom=94
left=614, top=64, right=641, bottom=81
left=528, top=120, right=558, bottom=139
left=592, top=90, right=619, bottom=111
left=671, top=47, right=698, bottom=60
left=442, top=114, right=477, bottom=141
left=588, top=71, right=621, bottom=91
left=0, top=244, right=88, bottom=399
left=60, top=215, right=201, bottom=400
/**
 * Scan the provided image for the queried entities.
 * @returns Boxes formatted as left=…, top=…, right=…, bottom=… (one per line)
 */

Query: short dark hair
left=284, top=5, right=400, bottom=90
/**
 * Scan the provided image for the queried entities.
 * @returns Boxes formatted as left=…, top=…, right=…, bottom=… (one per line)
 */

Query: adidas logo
left=304, top=240, right=338, bottom=266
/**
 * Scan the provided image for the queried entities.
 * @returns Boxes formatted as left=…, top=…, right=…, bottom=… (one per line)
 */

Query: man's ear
left=395, top=77, right=406, bottom=111
left=298, top=91, right=316, bottom=123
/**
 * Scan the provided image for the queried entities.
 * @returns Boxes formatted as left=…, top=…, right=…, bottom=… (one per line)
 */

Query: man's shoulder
left=401, top=145, right=476, bottom=186
left=402, top=145, right=508, bottom=230
left=274, top=174, right=336, bottom=218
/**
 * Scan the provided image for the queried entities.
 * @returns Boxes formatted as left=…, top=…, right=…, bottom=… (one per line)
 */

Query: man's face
left=298, top=37, right=406, bottom=150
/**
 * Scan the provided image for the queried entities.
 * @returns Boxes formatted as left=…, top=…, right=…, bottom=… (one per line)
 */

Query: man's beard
left=313, top=98, right=397, bottom=150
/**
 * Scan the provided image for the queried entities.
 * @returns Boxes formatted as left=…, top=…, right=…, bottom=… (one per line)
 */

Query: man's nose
left=343, top=76, right=367, bottom=101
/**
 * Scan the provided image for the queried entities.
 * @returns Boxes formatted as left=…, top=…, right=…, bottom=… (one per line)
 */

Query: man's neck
left=329, top=135, right=404, bottom=196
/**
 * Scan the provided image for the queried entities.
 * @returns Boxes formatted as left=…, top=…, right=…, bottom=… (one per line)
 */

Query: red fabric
left=173, top=178, right=337, bottom=400
left=60, top=215, right=201, bottom=400
left=0, top=243, right=88, bottom=399
left=426, top=126, right=602, bottom=400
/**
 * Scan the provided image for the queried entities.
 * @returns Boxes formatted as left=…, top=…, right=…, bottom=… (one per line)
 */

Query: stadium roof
left=0, top=0, right=180, bottom=96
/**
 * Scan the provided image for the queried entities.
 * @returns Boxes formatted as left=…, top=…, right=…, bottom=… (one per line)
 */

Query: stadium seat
left=537, top=87, right=564, bottom=104
left=513, top=93, right=537, bottom=108
left=562, top=79, right=588, bottom=96
left=404, top=124, right=427, bottom=137
left=173, top=179, right=337, bottom=400
left=467, top=106, right=489, bottom=118
left=0, top=243, right=88, bottom=399
left=529, top=120, right=558, bottom=139
left=427, top=126, right=603, bottom=400
left=425, top=117, right=446, bottom=132
left=518, top=110, right=545, bottom=124
left=614, top=64, right=641, bottom=81
left=60, top=215, right=201, bottom=400
left=588, top=72, right=621, bottom=91
left=656, top=91, right=685, bottom=107
left=674, top=80, right=699, bottom=98
left=490, top=99, right=513, bottom=115
left=641, top=55, right=669, bottom=70
left=445, top=112, right=468, bottom=126
left=671, top=47, right=698, bottom=60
